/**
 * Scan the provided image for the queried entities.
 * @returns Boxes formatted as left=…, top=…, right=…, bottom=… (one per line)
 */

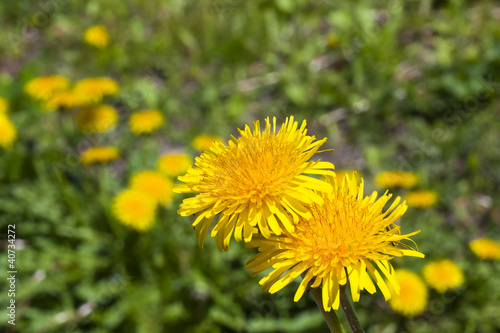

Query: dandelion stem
left=339, top=283, right=364, bottom=333
left=308, top=287, right=345, bottom=333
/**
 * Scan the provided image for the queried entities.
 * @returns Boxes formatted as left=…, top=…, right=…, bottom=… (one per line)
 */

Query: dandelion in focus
left=75, top=105, right=119, bottom=133
left=112, top=189, right=157, bottom=231
left=80, top=146, right=120, bottom=165
left=0, top=114, right=17, bottom=149
left=405, top=190, right=438, bottom=209
left=469, top=237, right=500, bottom=260
left=0, top=96, right=8, bottom=113
left=43, top=90, right=86, bottom=111
left=130, top=171, right=174, bottom=206
left=246, top=173, right=423, bottom=311
left=191, top=134, right=223, bottom=151
left=389, top=269, right=428, bottom=317
left=422, top=259, right=464, bottom=293
left=376, top=171, right=418, bottom=189
left=24, top=75, right=70, bottom=100
left=158, top=152, right=191, bottom=178
left=175, top=116, right=335, bottom=250
left=74, top=77, right=119, bottom=104
left=84, top=25, right=109, bottom=49
left=129, top=109, right=164, bottom=135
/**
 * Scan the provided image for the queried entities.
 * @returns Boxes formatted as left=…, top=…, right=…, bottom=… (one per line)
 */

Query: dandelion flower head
left=112, top=189, right=157, bottom=231
left=130, top=171, right=174, bottom=206
left=74, top=77, right=119, bottom=104
left=84, top=25, right=109, bottom=49
left=158, top=152, right=191, bottom=178
left=24, top=75, right=70, bottom=100
left=191, top=134, right=223, bottom=151
left=469, top=237, right=500, bottom=260
left=43, top=90, right=86, bottom=111
left=0, top=114, right=17, bottom=149
left=129, top=109, right=164, bottom=135
left=245, top=173, right=424, bottom=311
left=80, top=146, right=120, bottom=165
left=422, top=259, right=464, bottom=293
left=76, top=105, right=119, bottom=133
left=405, top=190, right=438, bottom=209
left=389, top=269, right=428, bottom=317
left=376, top=171, right=419, bottom=189
left=175, top=116, right=336, bottom=250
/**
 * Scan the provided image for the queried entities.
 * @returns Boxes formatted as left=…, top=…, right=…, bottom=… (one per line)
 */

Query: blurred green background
left=1, top=0, right=500, bottom=332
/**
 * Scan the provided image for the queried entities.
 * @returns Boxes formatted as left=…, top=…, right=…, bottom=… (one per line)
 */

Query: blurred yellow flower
left=80, top=146, right=120, bottom=165
left=405, top=190, right=438, bottom=209
left=84, top=25, right=109, bottom=48
left=158, top=152, right=191, bottom=178
left=376, top=170, right=419, bottom=188
left=0, top=114, right=17, bottom=149
left=0, top=96, right=8, bottom=113
left=129, top=109, right=164, bottom=135
left=130, top=171, right=174, bottom=206
left=75, top=105, right=119, bottom=133
left=175, top=116, right=336, bottom=250
left=246, top=173, right=423, bottom=311
left=74, top=77, right=119, bottom=104
left=422, top=259, right=464, bottom=293
left=191, top=134, right=223, bottom=151
left=24, top=75, right=70, bottom=100
left=112, top=189, right=157, bottom=231
left=389, top=269, right=428, bottom=317
left=469, top=237, right=500, bottom=260
left=43, top=90, right=86, bottom=111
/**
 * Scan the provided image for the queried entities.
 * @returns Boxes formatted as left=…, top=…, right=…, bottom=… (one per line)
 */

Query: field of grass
left=1, top=1, right=500, bottom=332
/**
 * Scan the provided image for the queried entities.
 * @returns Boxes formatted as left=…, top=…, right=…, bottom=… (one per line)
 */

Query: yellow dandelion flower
left=43, top=90, right=86, bottom=111
left=389, top=269, right=428, bottom=317
left=74, top=77, right=119, bottom=104
left=246, top=173, right=423, bottom=311
left=422, top=259, right=464, bottom=293
left=80, top=146, right=120, bottom=165
left=0, top=96, right=8, bottom=113
left=84, top=25, right=109, bottom=49
left=191, top=135, right=223, bottom=151
left=112, top=189, right=157, bottom=231
left=405, top=190, right=438, bottom=209
left=75, top=105, right=119, bottom=133
left=24, top=75, right=70, bottom=100
left=376, top=171, right=419, bottom=189
left=0, top=114, right=17, bottom=149
left=175, top=116, right=336, bottom=250
left=129, top=109, right=164, bottom=135
left=130, top=171, right=174, bottom=206
left=469, top=237, right=500, bottom=260
left=335, top=170, right=360, bottom=182
left=158, top=152, right=191, bottom=178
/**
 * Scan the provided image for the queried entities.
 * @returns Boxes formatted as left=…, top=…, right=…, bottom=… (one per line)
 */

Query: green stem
left=339, top=283, right=364, bottom=333
left=309, top=287, right=345, bottom=333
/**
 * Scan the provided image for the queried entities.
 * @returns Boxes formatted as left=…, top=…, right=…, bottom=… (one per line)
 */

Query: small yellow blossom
left=43, top=90, right=86, bottom=111
left=84, top=25, right=109, bottom=48
left=158, top=153, right=191, bottom=178
left=469, top=237, right=500, bottom=260
left=129, top=109, right=164, bottom=135
left=112, top=189, right=157, bottom=231
left=75, top=105, right=119, bottom=133
left=406, top=190, right=438, bottom=209
left=74, top=77, right=119, bottom=104
left=422, top=259, right=464, bottom=293
left=389, top=269, right=428, bottom=317
left=0, top=114, right=17, bottom=149
left=24, top=75, right=70, bottom=100
left=191, top=135, right=223, bottom=151
left=376, top=171, right=419, bottom=189
left=80, top=146, right=120, bottom=165
left=130, top=171, right=174, bottom=206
